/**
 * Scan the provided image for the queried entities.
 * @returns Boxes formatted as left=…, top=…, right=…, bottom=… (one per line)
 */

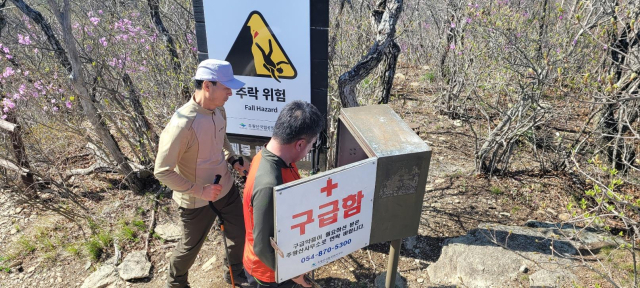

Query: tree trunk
left=46, top=0, right=144, bottom=193
left=337, top=0, right=403, bottom=108
left=440, top=13, right=455, bottom=79
left=600, top=19, right=637, bottom=172
left=1, top=0, right=35, bottom=195
left=379, top=41, right=401, bottom=104
left=536, top=0, right=548, bottom=62
left=330, top=0, right=403, bottom=169
left=122, top=73, right=159, bottom=164
left=148, top=0, right=190, bottom=100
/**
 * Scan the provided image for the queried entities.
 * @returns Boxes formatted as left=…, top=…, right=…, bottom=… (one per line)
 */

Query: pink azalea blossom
left=18, top=84, right=26, bottom=95
left=98, top=10, right=103, bottom=14
left=51, top=99, right=56, bottom=103
left=65, top=101, right=72, bottom=108
left=450, top=44, right=456, bottom=50
left=52, top=106, right=59, bottom=112
left=466, top=18, right=472, bottom=24
left=1, top=115, right=6, bottom=120
left=3, top=98, right=15, bottom=109
left=90, top=17, right=100, bottom=25
left=451, top=22, right=456, bottom=28
left=99, top=37, right=108, bottom=47
left=5, top=55, right=12, bottom=59
left=3, top=47, right=10, bottom=53
left=18, top=34, right=32, bottom=45
left=3, top=67, right=14, bottom=78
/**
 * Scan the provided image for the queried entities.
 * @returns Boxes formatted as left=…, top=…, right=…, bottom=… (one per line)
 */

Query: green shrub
left=490, top=186, right=503, bottom=195
left=85, top=238, right=103, bottom=261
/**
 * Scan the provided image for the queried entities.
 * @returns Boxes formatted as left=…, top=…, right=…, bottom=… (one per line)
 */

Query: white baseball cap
left=193, top=59, right=245, bottom=89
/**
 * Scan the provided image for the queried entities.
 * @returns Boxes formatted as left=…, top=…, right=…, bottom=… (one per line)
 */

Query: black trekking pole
left=208, top=174, right=235, bottom=287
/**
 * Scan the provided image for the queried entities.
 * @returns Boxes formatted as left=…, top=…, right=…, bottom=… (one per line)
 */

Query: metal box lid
left=339, top=105, right=430, bottom=157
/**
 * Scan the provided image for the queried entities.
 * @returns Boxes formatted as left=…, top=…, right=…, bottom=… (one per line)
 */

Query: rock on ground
left=426, top=221, right=622, bottom=287
left=81, top=265, right=119, bottom=288
left=374, top=271, right=406, bottom=288
left=403, top=236, right=417, bottom=250
left=530, top=269, right=576, bottom=287
left=118, top=251, right=152, bottom=281
left=155, top=223, right=182, bottom=242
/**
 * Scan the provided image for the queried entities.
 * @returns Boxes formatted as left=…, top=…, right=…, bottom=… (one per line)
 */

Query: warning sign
left=226, top=11, right=297, bottom=83
left=201, top=0, right=312, bottom=137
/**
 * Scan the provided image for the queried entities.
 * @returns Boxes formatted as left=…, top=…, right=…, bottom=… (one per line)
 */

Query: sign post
left=273, top=158, right=377, bottom=282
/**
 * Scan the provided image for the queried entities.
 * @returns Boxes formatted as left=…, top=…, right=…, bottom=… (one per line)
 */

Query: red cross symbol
left=321, top=178, right=338, bottom=197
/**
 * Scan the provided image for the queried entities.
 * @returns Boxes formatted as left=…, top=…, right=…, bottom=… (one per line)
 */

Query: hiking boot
left=224, top=266, right=251, bottom=287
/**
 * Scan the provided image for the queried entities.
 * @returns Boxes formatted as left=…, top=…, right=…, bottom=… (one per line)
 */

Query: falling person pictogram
left=255, top=39, right=291, bottom=83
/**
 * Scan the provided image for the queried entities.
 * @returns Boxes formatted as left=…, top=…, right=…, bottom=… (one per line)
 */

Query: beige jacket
left=154, top=98, right=237, bottom=208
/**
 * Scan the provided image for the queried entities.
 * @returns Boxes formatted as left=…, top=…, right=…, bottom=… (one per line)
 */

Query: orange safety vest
left=243, top=150, right=300, bottom=283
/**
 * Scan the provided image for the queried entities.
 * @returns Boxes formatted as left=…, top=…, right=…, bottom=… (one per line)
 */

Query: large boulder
left=427, top=221, right=623, bottom=287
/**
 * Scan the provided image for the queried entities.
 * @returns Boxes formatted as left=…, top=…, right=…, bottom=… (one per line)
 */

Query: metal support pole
left=385, top=238, right=402, bottom=288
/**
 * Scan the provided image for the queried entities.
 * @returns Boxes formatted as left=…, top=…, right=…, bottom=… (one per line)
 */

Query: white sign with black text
left=203, top=0, right=311, bottom=137
left=273, top=158, right=377, bottom=283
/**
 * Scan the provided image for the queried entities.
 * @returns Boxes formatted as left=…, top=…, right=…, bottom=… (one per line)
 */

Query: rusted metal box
left=336, top=105, right=431, bottom=244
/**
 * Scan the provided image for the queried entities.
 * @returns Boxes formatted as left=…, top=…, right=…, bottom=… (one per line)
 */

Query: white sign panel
left=203, top=1, right=311, bottom=137
left=274, top=158, right=377, bottom=283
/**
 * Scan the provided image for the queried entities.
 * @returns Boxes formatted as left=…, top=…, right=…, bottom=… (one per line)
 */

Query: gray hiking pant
left=166, top=185, right=245, bottom=288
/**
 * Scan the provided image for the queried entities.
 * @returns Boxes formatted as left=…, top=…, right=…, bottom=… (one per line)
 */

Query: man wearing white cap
left=155, top=59, right=250, bottom=287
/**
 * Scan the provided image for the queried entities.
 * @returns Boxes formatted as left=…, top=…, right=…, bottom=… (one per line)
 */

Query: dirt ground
left=0, top=71, right=634, bottom=288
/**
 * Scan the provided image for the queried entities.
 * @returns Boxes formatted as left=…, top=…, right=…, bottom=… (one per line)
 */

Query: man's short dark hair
left=273, top=101, right=324, bottom=145
left=194, top=80, right=216, bottom=90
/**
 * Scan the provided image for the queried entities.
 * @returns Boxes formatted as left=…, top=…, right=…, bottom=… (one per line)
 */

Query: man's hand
left=291, top=274, right=311, bottom=287
left=200, top=184, right=222, bottom=201
left=233, top=157, right=250, bottom=176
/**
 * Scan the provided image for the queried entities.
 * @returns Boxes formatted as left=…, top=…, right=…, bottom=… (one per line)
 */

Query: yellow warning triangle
left=225, top=11, right=297, bottom=83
